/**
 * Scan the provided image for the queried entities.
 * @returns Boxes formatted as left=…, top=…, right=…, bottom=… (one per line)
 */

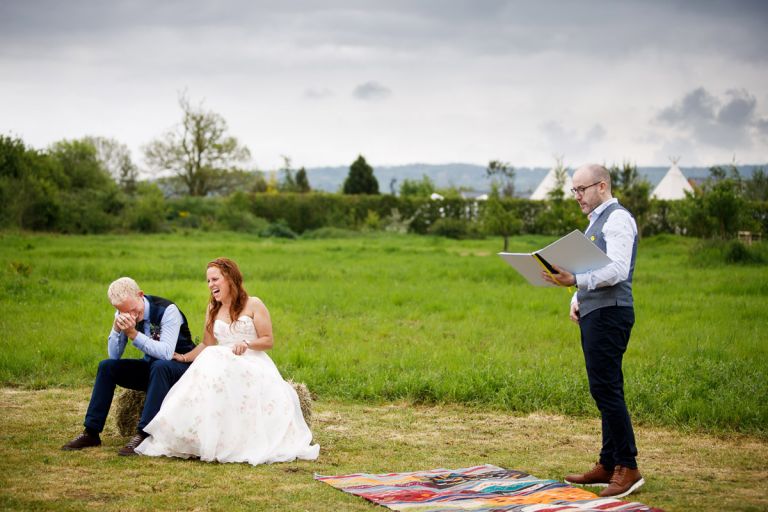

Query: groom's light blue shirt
left=107, top=296, right=183, bottom=361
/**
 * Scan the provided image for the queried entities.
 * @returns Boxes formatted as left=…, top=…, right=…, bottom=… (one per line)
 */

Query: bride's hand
left=232, top=341, right=249, bottom=356
left=172, top=352, right=186, bottom=362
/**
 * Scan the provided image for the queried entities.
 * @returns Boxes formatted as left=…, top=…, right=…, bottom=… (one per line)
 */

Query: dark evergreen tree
left=295, top=167, right=311, bottom=193
left=744, top=167, right=767, bottom=201
left=343, top=155, right=379, bottom=194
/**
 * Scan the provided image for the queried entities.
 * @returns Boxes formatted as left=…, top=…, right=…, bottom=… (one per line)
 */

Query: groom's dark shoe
left=118, top=433, right=148, bottom=456
left=61, top=431, right=101, bottom=451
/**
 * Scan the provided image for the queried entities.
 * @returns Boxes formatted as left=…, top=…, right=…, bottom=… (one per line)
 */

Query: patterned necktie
left=136, top=320, right=145, bottom=334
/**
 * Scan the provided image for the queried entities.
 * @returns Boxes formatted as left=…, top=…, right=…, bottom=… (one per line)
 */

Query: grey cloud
left=585, top=124, right=607, bottom=144
left=657, top=88, right=718, bottom=125
left=540, top=121, right=606, bottom=157
left=656, top=87, right=763, bottom=148
left=718, top=89, right=757, bottom=126
left=304, top=88, right=334, bottom=100
left=2, top=0, right=767, bottom=63
left=353, top=81, right=391, bottom=101
left=540, top=121, right=569, bottom=141
left=652, top=136, right=698, bottom=165
left=757, top=119, right=768, bottom=136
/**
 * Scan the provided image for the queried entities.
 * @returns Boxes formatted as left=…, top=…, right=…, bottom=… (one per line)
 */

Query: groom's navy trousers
left=84, top=357, right=189, bottom=434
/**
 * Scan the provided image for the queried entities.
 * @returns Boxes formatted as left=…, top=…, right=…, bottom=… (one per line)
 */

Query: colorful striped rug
left=315, top=464, right=664, bottom=511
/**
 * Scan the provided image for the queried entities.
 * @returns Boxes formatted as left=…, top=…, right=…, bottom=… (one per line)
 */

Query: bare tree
left=547, top=155, right=567, bottom=202
left=83, top=136, right=139, bottom=193
left=485, top=160, right=515, bottom=197
left=144, top=94, right=251, bottom=196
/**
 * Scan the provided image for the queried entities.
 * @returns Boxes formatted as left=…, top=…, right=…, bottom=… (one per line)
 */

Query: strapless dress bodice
left=213, top=315, right=256, bottom=347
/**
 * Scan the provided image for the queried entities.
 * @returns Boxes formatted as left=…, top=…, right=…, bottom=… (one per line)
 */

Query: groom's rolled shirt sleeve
left=107, top=321, right=127, bottom=360
left=131, top=304, right=182, bottom=360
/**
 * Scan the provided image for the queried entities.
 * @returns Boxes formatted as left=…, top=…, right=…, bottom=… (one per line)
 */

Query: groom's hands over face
left=114, top=312, right=130, bottom=331
left=114, top=312, right=140, bottom=339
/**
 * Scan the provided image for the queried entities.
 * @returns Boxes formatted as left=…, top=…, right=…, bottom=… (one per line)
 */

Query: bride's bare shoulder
left=246, top=296, right=269, bottom=314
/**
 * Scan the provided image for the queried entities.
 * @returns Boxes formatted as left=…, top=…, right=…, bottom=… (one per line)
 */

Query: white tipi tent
left=652, top=158, right=693, bottom=200
left=529, top=167, right=573, bottom=200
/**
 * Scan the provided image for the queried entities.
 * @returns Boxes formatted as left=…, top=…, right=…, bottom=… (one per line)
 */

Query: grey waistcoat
left=577, top=202, right=637, bottom=317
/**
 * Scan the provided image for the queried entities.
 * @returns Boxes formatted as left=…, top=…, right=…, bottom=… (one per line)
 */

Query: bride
left=136, top=257, right=319, bottom=465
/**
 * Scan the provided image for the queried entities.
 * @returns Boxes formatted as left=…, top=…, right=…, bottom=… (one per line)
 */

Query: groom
left=62, top=277, right=195, bottom=456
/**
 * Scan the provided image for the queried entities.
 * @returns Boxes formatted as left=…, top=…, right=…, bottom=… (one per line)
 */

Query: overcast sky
left=1, top=0, right=767, bottom=171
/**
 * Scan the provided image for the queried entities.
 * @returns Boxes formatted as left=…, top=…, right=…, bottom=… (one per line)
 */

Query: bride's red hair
left=205, top=257, right=249, bottom=335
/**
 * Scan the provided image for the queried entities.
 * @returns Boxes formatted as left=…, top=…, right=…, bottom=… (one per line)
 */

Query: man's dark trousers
left=84, top=358, right=189, bottom=434
left=579, top=305, right=638, bottom=469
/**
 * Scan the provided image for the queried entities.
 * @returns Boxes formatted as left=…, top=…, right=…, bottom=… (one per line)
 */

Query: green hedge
left=219, top=193, right=583, bottom=235
left=158, top=192, right=768, bottom=238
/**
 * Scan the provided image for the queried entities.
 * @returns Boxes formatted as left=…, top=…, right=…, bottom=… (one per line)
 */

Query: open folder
left=498, top=230, right=613, bottom=287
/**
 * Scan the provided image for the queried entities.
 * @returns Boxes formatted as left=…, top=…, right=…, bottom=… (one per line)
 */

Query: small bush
left=363, top=210, right=381, bottom=231
left=124, top=183, right=167, bottom=233
left=166, top=196, right=220, bottom=229
left=302, top=227, right=359, bottom=239
left=690, top=239, right=767, bottom=266
left=382, top=208, right=413, bottom=234
left=427, top=217, right=481, bottom=240
left=260, top=220, right=298, bottom=239
left=9, top=261, right=32, bottom=277
left=724, top=240, right=765, bottom=264
left=216, top=191, right=268, bottom=234
left=175, top=210, right=202, bottom=229
left=219, top=209, right=268, bottom=234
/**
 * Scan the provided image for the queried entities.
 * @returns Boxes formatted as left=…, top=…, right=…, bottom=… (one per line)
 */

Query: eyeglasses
left=570, top=181, right=603, bottom=196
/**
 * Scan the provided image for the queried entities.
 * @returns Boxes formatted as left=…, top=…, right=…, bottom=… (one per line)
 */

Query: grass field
left=1, top=231, right=766, bottom=511
left=2, top=388, right=767, bottom=512
left=0, top=231, right=766, bottom=436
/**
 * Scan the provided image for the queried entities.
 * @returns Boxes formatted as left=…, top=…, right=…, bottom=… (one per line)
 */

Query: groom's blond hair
left=108, top=277, right=141, bottom=306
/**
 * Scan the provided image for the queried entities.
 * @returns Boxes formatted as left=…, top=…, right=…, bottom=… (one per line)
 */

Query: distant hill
left=306, top=163, right=765, bottom=197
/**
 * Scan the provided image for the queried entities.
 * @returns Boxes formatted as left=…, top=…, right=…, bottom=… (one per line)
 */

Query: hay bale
left=115, top=389, right=146, bottom=437
left=289, top=380, right=314, bottom=426
left=113, top=381, right=314, bottom=436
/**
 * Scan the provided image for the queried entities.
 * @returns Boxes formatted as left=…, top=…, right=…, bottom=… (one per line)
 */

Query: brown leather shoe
left=61, top=431, right=101, bottom=451
left=118, top=433, right=147, bottom=456
left=599, top=465, right=645, bottom=498
left=565, top=462, right=613, bottom=487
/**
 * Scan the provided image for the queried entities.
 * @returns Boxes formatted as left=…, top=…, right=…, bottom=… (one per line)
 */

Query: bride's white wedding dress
left=136, top=315, right=319, bottom=465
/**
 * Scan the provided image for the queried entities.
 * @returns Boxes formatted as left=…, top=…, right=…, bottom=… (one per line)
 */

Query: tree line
left=1, top=95, right=766, bottom=245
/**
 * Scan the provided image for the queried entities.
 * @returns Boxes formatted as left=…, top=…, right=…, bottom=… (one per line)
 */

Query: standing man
left=541, top=164, right=644, bottom=499
left=62, top=277, right=195, bottom=456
